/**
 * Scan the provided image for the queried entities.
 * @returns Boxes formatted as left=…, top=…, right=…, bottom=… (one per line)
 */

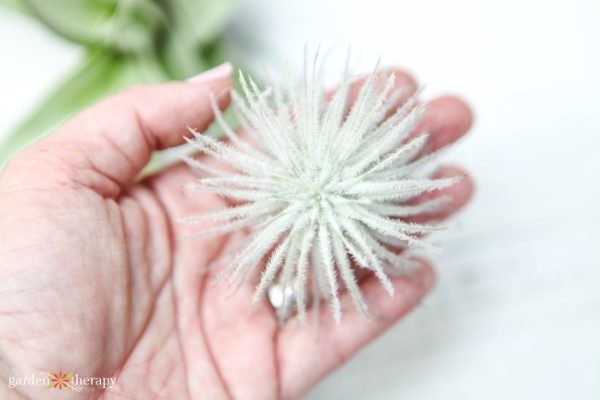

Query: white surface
left=1, top=1, right=600, bottom=399
left=0, top=10, right=81, bottom=139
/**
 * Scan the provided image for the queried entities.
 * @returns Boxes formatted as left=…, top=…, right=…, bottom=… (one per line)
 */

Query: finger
left=157, top=70, right=416, bottom=206
left=412, top=95, right=474, bottom=155
left=276, top=262, right=435, bottom=399
left=340, top=71, right=472, bottom=155
left=325, top=67, right=417, bottom=119
left=346, top=67, right=418, bottom=108
left=199, top=261, right=280, bottom=400
left=352, top=166, right=473, bottom=266
left=334, top=73, right=473, bottom=159
left=9, top=63, right=233, bottom=197
left=405, top=165, right=474, bottom=224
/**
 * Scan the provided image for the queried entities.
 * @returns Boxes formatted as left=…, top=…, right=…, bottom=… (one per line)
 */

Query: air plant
left=181, top=57, right=459, bottom=324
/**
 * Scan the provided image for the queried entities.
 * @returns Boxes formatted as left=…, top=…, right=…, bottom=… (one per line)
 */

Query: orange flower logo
left=48, top=371, right=73, bottom=390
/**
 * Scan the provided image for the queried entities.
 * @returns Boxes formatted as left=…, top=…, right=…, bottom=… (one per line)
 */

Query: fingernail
left=408, top=259, right=436, bottom=292
left=187, top=62, right=233, bottom=83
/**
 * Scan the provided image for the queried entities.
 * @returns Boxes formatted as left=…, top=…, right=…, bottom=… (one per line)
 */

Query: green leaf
left=23, top=0, right=117, bottom=45
left=172, top=0, right=240, bottom=44
left=23, top=0, right=166, bottom=52
left=0, top=49, right=170, bottom=163
left=0, top=0, right=243, bottom=164
left=160, top=0, right=240, bottom=78
left=0, top=0, right=30, bottom=14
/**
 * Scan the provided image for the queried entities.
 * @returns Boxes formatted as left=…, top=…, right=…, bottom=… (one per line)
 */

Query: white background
left=1, top=0, right=599, bottom=399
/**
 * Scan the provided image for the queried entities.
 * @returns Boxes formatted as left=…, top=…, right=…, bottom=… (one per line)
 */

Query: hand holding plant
left=0, top=64, right=473, bottom=399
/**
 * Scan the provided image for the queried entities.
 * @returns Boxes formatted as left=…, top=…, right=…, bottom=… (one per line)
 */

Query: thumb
left=2, top=63, right=233, bottom=197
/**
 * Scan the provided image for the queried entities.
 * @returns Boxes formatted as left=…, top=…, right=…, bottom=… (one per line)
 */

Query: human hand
left=0, top=63, right=473, bottom=399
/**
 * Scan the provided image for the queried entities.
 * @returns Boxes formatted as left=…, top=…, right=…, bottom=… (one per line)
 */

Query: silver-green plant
left=182, top=60, right=459, bottom=323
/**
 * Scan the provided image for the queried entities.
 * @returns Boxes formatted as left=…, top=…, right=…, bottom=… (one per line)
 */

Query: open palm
left=0, top=66, right=472, bottom=399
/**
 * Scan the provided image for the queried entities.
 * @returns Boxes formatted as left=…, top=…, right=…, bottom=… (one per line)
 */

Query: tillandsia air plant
left=181, top=56, right=460, bottom=324
left=0, top=0, right=241, bottom=163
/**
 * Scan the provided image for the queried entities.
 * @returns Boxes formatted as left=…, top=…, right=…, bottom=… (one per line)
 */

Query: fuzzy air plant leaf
left=182, top=57, right=459, bottom=324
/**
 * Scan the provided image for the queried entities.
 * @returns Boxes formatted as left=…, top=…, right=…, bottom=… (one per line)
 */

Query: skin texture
left=0, top=66, right=473, bottom=399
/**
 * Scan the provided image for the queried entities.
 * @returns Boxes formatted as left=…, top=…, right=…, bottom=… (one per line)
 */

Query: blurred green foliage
left=0, top=0, right=240, bottom=163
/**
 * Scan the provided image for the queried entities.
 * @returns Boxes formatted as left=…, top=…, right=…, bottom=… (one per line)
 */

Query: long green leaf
left=0, top=49, right=170, bottom=163
left=0, top=0, right=243, bottom=164
left=160, top=0, right=240, bottom=79
left=0, top=0, right=30, bottom=14
left=23, top=0, right=166, bottom=51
